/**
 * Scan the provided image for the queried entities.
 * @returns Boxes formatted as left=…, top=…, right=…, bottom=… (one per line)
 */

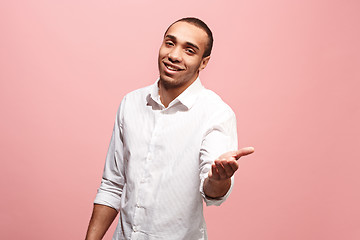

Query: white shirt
left=94, top=78, right=238, bottom=240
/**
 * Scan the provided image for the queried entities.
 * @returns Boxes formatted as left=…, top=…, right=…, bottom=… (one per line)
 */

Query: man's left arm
left=203, top=147, right=254, bottom=198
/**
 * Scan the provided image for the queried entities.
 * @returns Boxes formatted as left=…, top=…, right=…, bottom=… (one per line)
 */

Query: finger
left=222, top=161, right=235, bottom=177
left=228, top=160, right=239, bottom=172
left=215, top=161, right=227, bottom=179
left=235, top=147, right=255, bottom=160
left=210, top=164, right=220, bottom=180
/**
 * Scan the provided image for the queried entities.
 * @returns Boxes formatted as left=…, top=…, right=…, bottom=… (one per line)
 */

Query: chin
left=159, top=76, right=184, bottom=89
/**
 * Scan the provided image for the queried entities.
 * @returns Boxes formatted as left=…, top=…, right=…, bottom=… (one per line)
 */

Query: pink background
left=1, top=1, right=359, bottom=239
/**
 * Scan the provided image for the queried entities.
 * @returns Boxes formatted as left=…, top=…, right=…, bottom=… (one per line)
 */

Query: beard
left=158, top=68, right=200, bottom=91
left=159, top=76, right=189, bottom=90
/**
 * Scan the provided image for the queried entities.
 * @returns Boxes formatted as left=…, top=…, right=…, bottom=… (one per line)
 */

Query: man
left=85, top=17, right=254, bottom=240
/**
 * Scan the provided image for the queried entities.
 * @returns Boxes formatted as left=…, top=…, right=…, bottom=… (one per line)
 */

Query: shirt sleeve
left=94, top=97, right=126, bottom=211
left=199, top=110, right=238, bottom=206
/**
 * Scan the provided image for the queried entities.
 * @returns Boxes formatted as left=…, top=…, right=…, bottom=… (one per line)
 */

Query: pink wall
left=1, top=1, right=359, bottom=239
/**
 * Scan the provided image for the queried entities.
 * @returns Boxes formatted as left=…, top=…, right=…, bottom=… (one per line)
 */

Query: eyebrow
left=165, top=34, right=200, bottom=51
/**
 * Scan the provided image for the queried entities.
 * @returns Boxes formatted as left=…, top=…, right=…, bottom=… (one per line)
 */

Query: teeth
left=166, top=64, right=180, bottom=71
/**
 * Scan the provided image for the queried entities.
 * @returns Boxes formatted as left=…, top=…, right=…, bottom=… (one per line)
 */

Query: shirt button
left=140, top=178, right=146, bottom=183
left=133, top=226, right=138, bottom=232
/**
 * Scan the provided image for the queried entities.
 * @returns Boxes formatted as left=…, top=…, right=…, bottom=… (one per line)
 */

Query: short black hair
left=164, top=17, right=213, bottom=58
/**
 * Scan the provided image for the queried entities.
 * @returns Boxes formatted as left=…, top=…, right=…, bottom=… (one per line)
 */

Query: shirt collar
left=147, top=77, right=204, bottom=110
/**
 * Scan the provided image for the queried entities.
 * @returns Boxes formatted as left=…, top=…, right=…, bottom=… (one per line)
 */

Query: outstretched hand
left=208, top=147, right=255, bottom=181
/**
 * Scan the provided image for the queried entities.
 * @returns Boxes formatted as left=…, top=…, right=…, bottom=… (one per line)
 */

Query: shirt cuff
left=94, top=191, right=121, bottom=211
left=199, top=176, right=234, bottom=206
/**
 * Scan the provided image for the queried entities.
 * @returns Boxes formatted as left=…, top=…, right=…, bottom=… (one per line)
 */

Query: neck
left=158, top=78, right=197, bottom=108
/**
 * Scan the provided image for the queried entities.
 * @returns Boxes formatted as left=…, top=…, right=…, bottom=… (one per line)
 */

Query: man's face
left=158, top=21, right=210, bottom=89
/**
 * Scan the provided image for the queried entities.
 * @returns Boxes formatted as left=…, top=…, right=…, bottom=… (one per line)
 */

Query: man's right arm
left=86, top=98, right=127, bottom=239
left=85, top=204, right=118, bottom=240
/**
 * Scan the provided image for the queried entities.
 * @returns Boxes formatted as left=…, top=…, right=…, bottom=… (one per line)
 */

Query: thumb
left=234, top=147, right=255, bottom=160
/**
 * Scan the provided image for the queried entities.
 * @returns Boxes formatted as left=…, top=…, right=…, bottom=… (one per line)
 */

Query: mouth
left=163, top=62, right=184, bottom=72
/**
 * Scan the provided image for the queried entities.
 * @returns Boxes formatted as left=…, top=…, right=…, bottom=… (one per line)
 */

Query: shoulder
left=189, top=88, right=236, bottom=129
left=117, top=84, right=153, bottom=109
left=197, top=88, right=235, bottom=116
left=115, top=84, right=153, bottom=119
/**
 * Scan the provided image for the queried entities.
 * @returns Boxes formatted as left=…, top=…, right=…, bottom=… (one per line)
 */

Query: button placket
left=133, top=111, right=163, bottom=231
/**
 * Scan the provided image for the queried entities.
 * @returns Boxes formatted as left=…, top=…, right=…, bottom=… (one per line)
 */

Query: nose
left=168, top=47, right=182, bottom=63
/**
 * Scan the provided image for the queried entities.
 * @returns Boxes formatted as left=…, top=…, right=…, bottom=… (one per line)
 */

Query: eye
left=186, top=48, right=195, bottom=54
left=165, top=41, right=174, bottom=46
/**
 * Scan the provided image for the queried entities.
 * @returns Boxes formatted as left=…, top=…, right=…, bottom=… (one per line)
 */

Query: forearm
left=85, top=204, right=118, bottom=240
left=203, top=177, right=231, bottom=198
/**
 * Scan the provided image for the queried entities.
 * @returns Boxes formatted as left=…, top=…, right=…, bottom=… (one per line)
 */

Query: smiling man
left=85, top=17, right=254, bottom=240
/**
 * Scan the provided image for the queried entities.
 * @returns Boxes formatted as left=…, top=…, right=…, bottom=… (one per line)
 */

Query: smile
left=164, top=62, right=184, bottom=71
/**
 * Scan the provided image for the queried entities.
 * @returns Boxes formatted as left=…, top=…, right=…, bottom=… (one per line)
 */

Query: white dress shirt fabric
left=94, top=78, right=238, bottom=240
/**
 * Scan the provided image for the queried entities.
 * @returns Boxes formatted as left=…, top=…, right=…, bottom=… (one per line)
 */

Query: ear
left=199, top=56, right=210, bottom=71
